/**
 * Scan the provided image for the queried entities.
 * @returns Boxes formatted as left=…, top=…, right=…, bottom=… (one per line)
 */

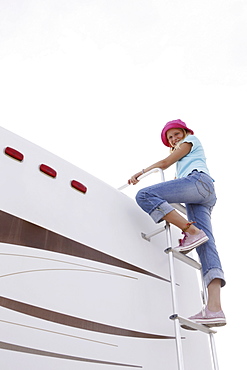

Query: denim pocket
left=195, top=174, right=215, bottom=199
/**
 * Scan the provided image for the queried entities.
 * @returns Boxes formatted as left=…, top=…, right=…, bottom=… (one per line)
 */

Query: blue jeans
left=136, top=171, right=225, bottom=287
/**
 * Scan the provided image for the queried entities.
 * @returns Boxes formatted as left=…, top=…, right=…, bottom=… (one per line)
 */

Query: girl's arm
left=128, top=142, right=192, bottom=185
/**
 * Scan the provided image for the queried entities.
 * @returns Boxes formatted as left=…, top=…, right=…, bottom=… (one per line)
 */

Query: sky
left=1, top=0, right=247, bottom=368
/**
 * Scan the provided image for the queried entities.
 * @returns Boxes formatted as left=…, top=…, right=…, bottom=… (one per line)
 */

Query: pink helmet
left=161, top=119, right=194, bottom=147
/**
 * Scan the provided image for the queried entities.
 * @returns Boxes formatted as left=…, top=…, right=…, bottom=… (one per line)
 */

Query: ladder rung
left=165, top=247, right=202, bottom=270
left=170, top=314, right=217, bottom=334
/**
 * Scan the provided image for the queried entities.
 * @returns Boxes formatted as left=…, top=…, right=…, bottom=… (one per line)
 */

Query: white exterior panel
left=0, top=127, right=213, bottom=369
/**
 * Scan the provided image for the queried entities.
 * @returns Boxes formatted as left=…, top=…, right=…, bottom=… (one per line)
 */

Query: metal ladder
left=118, top=168, right=219, bottom=370
left=141, top=218, right=219, bottom=370
left=164, top=221, right=219, bottom=370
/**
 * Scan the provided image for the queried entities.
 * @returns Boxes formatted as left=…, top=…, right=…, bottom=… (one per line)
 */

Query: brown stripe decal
left=0, top=296, right=174, bottom=340
left=0, top=341, right=142, bottom=368
left=0, top=210, right=169, bottom=282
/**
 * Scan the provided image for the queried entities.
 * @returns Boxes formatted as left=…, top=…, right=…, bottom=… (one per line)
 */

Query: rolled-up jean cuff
left=204, top=268, right=226, bottom=288
left=149, top=202, right=175, bottom=223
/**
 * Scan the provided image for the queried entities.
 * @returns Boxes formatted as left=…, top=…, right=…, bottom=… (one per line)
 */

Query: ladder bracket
left=141, top=232, right=151, bottom=242
left=141, top=225, right=166, bottom=242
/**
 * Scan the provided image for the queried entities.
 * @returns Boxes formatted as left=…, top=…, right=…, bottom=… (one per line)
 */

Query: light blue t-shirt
left=176, top=135, right=211, bottom=179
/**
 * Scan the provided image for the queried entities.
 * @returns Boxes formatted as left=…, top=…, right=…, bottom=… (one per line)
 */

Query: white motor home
left=0, top=127, right=218, bottom=369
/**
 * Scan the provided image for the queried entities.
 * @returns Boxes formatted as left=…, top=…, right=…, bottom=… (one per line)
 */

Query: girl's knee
left=135, top=189, right=145, bottom=206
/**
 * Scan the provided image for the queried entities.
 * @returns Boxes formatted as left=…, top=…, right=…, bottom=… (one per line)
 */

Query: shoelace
left=179, top=232, right=187, bottom=246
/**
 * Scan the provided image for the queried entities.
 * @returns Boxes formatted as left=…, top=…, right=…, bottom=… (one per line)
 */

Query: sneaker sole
left=181, top=319, right=226, bottom=330
left=193, top=318, right=227, bottom=327
left=175, top=235, right=209, bottom=253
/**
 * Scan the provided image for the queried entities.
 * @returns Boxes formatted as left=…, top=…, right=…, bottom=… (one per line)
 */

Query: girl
left=128, top=119, right=226, bottom=327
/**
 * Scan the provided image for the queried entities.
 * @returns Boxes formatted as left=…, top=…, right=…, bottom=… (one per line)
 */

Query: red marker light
left=4, top=147, right=24, bottom=162
left=71, top=180, right=87, bottom=194
left=39, top=164, right=57, bottom=178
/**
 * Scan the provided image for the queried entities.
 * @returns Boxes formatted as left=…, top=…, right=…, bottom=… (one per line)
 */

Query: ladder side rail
left=201, top=269, right=208, bottom=305
left=209, top=334, right=219, bottom=370
left=166, top=222, right=185, bottom=370
left=200, top=271, right=219, bottom=370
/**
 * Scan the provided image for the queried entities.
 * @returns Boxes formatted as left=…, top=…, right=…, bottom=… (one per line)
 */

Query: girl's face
left=166, top=128, right=185, bottom=147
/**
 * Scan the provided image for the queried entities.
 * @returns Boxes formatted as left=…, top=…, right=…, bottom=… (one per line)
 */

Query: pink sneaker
left=189, top=306, right=226, bottom=327
left=174, top=230, right=209, bottom=253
